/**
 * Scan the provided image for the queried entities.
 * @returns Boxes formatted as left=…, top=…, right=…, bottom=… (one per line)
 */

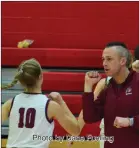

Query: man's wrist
left=84, top=84, right=93, bottom=92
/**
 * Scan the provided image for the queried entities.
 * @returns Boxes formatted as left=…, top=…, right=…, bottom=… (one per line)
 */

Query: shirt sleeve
left=133, top=115, right=139, bottom=130
left=133, top=74, right=139, bottom=130
left=82, top=90, right=106, bottom=124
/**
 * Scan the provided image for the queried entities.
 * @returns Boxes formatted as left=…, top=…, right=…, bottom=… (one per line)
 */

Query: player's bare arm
left=47, top=95, right=80, bottom=136
left=2, top=99, right=12, bottom=123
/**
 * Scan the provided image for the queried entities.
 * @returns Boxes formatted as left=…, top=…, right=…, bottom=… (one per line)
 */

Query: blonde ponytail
left=2, top=77, right=18, bottom=90
left=1, top=72, right=22, bottom=90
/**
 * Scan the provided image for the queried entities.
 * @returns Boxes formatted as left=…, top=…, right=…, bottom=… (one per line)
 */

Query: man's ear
left=120, top=57, right=127, bottom=66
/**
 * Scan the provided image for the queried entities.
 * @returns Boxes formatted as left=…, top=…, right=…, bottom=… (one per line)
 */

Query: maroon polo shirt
left=82, top=71, right=139, bottom=148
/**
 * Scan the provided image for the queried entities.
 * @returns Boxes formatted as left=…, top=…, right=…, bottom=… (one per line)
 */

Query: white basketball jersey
left=7, top=93, right=54, bottom=148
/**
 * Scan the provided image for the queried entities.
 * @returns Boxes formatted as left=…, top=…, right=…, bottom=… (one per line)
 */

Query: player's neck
left=114, top=67, right=130, bottom=84
left=25, top=87, right=42, bottom=94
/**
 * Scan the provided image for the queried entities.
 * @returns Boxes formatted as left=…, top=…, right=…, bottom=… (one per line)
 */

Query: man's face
left=102, top=47, right=123, bottom=77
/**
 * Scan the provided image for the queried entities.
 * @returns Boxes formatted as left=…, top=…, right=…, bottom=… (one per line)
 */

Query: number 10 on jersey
left=18, top=108, right=36, bottom=128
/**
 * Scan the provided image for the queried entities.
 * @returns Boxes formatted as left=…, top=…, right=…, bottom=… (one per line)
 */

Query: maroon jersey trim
left=8, top=96, right=16, bottom=117
left=45, top=99, right=53, bottom=124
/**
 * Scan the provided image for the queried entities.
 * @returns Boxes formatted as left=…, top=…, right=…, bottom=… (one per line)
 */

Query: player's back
left=7, top=92, right=54, bottom=148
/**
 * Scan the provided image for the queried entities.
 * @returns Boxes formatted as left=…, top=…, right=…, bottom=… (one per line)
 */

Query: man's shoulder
left=133, top=71, right=139, bottom=81
left=131, top=72, right=139, bottom=88
left=136, top=71, right=139, bottom=76
left=136, top=73, right=139, bottom=82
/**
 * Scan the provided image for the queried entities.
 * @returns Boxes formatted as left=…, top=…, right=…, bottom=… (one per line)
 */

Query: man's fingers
left=97, top=73, right=101, bottom=80
left=86, top=71, right=100, bottom=78
left=87, top=71, right=93, bottom=77
left=114, top=122, right=121, bottom=128
left=113, top=117, right=122, bottom=128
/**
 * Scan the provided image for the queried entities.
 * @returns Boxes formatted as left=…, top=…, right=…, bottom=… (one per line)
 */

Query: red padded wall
left=2, top=2, right=139, bottom=49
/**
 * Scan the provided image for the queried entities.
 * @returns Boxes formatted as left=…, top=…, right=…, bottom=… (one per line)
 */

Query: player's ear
left=39, top=73, right=43, bottom=80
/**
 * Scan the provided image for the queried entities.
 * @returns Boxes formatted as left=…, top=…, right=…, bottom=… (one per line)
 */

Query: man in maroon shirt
left=82, top=42, right=139, bottom=148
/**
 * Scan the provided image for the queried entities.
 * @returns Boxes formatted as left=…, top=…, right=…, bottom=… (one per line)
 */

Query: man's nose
left=103, top=60, right=107, bottom=67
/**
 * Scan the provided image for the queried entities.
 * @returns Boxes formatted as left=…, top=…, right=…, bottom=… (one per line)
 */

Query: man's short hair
left=105, top=41, right=131, bottom=67
left=105, top=41, right=127, bottom=49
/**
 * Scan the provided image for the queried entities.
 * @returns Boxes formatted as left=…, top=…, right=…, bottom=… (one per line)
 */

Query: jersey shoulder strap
left=8, top=96, right=16, bottom=117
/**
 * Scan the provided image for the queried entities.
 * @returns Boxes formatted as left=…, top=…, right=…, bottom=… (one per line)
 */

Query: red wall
left=2, top=2, right=139, bottom=49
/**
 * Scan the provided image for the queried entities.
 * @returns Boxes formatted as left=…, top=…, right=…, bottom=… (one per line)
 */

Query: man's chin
left=105, top=72, right=112, bottom=77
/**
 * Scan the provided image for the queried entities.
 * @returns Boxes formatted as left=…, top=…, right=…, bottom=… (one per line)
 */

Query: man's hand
left=113, top=117, right=130, bottom=128
left=84, top=71, right=101, bottom=92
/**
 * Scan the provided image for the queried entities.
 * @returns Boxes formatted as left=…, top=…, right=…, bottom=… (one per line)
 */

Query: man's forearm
left=82, top=92, right=103, bottom=123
